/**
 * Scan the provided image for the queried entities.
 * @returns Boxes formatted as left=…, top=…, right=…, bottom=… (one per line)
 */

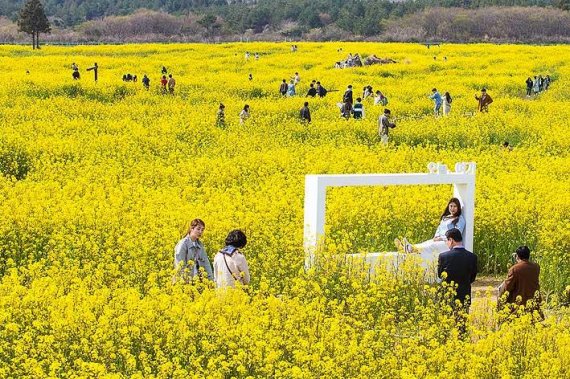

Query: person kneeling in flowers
left=213, top=230, right=250, bottom=288
left=395, top=197, right=466, bottom=262
left=174, top=219, right=214, bottom=283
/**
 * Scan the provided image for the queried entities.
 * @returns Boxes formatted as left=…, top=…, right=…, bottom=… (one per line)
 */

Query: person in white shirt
left=213, top=230, right=250, bottom=288
left=239, top=104, right=250, bottom=124
left=395, top=198, right=466, bottom=261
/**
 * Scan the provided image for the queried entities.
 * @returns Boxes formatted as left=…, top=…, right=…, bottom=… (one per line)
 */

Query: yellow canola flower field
left=0, top=43, right=569, bottom=377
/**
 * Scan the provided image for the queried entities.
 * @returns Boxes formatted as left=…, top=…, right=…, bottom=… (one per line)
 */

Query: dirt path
left=471, top=275, right=503, bottom=300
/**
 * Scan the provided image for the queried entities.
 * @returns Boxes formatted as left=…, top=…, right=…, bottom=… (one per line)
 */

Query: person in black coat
left=438, top=228, right=478, bottom=306
left=342, top=85, right=353, bottom=105
left=300, top=101, right=311, bottom=123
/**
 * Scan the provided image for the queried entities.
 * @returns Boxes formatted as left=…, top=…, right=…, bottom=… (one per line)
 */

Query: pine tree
left=17, top=0, right=51, bottom=49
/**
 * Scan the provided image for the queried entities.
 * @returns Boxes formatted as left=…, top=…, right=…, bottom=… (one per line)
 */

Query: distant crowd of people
left=68, top=53, right=552, bottom=151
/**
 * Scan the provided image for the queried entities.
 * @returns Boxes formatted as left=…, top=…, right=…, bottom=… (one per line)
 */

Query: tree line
left=1, top=0, right=568, bottom=32
left=6, top=0, right=570, bottom=48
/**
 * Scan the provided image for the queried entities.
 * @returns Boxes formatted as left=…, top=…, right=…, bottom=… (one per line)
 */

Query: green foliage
left=0, top=0, right=559, bottom=32
left=0, top=143, right=32, bottom=181
left=17, top=0, right=50, bottom=49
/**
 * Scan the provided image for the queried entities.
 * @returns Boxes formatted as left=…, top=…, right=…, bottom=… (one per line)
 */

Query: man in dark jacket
left=279, top=79, right=288, bottom=96
left=500, top=246, right=540, bottom=306
left=342, top=84, right=353, bottom=105
left=316, top=81, right=327, bottom=98
left=306, top=83, right=317, bottom=97
left=300, top=102, right=311, bottom=123
left=438, top=228, right=478, bottom=306
left=525, top=77, right=533, bottom=97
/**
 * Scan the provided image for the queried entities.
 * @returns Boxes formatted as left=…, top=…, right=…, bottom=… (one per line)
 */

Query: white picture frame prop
left=303, top=162, right=476, bottom=269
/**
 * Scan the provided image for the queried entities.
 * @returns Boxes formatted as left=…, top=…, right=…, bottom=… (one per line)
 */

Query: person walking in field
left=443, top=92, right=452, bottom=116
left=239, top=104, right=250, bottom=124
left=287, top=80, right=296, bottom=97
left=343, top=85, right=353, bottom=105
left=378, top=108, right=396, bottom=144
left=167, top=74, right=176, bottom=95
left=142, top=74, right=150, bottom=90
left=525, top=77, right=533, bottom=97
left=216, top=103, right=226, bottom=127
left=279, top=79, right=288, bottom=96
left=293, top=72, right=301, bottom=85
left=374, top=90, right=388, bottom=106
left=429, top=88, right=443, bottom=116
left=475, top=88, right=493, bottom=112
left=340, top=99, right=352, bottom=119
left=174, top=218, right=214, bottom=283
left=160, top=75, right=168, bottom=94
left=532, top=76, right=540, bottom=95
left=213, top=229, right=250, bottom=288
left=352, top=97, right=364, bottom=119
left=71, top=62, right=80, bottom=80
left=300, top=101, right=311, bottom=123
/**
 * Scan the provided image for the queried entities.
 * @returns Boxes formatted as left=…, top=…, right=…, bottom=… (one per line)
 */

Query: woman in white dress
left=396, top=197, right=466, bottom=261
left=443, top=92, right=452, bottom=115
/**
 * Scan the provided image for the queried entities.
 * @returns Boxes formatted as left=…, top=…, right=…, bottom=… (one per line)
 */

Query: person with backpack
left=174, top=219, right=213, bottom=283
left=353, top=98, right=364, bottom=119
left=213, top=230, right=250, bottom=288
left=443, top=92, right=452, bottom=116
left=279, top=79, right=288, bottom=96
